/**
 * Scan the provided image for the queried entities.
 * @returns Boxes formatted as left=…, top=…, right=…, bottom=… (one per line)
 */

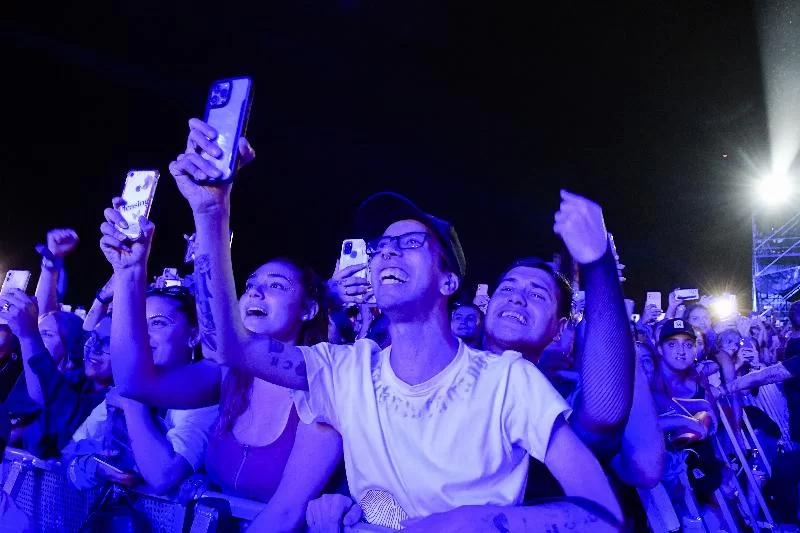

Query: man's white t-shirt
left=294, top=339, right=570, bottom=520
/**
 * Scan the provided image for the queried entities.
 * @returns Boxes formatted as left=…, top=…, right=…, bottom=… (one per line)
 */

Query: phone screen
left=646, top=292, right=662, bottom=310
left=118, top=170, right=159, bottom=240
left=92, top=455, right=127, bottom=475
left=1, top=270, right=31, bottom=294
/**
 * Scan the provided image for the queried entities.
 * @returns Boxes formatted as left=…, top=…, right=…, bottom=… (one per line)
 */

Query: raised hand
left=640, top=303, right=663, bottom=325
left=47, top=228, right=80, bottom=257
left=328, top=262, right=373, bottom=307
left=100, top=199, right=155, bottom=271
left=553, top=190, right=608, bottom=265
left=0, top=289, right=40, bottom=339
left=167, top=119, right=256, bottom=216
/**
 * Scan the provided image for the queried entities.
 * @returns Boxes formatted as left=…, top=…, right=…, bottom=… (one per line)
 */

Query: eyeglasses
left=85, top=332, right=111, bottom=355
left=367, top=232, right=429, bottom=256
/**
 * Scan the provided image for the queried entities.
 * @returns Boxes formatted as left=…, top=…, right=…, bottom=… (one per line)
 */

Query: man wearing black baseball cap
left=227, top=192, right=618, bottom=531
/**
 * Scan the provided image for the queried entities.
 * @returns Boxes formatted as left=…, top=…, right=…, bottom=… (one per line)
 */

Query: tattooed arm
left=191, top=204, right=310, bottom=390
left=402, top=500, right=621, bottom=532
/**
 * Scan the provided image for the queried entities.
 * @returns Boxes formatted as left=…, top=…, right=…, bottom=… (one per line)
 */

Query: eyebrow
left=247, top=273, right=296, bottom=286
left=147, top=313, right=176, bottom=323
left=500, top=277, right=554, bottom=299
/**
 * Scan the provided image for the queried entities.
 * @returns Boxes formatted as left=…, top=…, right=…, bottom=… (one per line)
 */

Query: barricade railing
left=0, top=447, right=394, bottom=532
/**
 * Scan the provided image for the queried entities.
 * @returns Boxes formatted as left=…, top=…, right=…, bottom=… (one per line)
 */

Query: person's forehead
left=146, top=295, right=182, bottom=315
left=503, top=266, right=559, bottom=292
left=665, top=333, right=694, bottom=343
left=689, top=308, right=709, bottom=318
left=454, top=307, right=478, bottom=317
left=383, top=219, right=428, bottom=236
left=250, top=261, right=300, bottom=283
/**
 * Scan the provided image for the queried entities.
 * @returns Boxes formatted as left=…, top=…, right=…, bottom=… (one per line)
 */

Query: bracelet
left=35, top=244, right=64, bottom=271
left=95, top=289, right=112, bottom=305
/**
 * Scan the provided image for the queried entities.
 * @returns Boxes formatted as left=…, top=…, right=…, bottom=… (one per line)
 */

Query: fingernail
left=117, top=221, right=129, bottom=229
left=212, top=169, right=223, bottom=178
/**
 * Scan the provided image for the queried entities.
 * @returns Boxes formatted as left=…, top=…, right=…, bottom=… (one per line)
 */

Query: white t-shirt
left=294, top=339, right=570, bottom=520
left=70, top=399, right=219, bottom=472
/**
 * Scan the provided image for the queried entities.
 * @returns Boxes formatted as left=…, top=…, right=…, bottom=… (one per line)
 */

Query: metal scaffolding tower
left=752, top=211, right=800, bottom=315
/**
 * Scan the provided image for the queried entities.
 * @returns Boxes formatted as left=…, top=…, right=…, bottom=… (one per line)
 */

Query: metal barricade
left=1, top=447, right=186, bottom=532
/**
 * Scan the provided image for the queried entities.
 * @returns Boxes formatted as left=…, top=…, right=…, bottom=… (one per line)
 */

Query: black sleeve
left=784, top=355, right=800, bottom=377
left=571, top=241, right=635, bottom=459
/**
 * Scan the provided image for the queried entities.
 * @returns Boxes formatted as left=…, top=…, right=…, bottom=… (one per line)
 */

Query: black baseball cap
left=659, top=318, right=697, bottom=344
left=355, top=192, right=467, bottom=279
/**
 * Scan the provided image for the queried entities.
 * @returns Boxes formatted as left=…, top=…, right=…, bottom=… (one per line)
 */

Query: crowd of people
left=0, top=118, right=798, bottom=532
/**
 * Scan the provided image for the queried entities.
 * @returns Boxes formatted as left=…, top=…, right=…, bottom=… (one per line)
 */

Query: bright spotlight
left=711, top=294, right=737, bottom=320
left=757, top=173, right=793, bottom=207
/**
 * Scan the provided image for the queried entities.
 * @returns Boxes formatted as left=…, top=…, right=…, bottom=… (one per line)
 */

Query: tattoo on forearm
left=268, top=338, right=285, bottom=353
left=195, top=255, right=217, bottom=352
left=265, top=353, right=307, bottom=378
left=492, top=514, right=510, bottom=533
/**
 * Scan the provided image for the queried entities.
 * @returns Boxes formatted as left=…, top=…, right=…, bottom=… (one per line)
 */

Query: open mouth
left=85, top=353, right=105, bottom=365
left=379, top=268, right=409, bottom=285
left=245, top=306, right=268, bottom=318
left=499, top=310, right=527, bottom=325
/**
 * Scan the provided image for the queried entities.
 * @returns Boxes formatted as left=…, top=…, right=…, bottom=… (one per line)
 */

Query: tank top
left=205, top=403, right=300, bottom=502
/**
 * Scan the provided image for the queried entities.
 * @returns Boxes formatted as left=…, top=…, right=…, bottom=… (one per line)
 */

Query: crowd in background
left=0, top=118, right=798, bottom=533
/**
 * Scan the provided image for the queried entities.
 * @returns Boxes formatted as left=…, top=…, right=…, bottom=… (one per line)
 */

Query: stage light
left=711, top=294, right=737, bottom=320
left=756, top=173, right=793, bottom=207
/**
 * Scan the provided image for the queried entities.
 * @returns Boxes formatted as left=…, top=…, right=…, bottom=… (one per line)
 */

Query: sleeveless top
left=205, top=403, right=299, bottom=502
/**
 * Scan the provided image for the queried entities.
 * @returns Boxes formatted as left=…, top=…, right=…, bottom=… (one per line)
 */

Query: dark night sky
left=2, top=1, right=773, bottom=311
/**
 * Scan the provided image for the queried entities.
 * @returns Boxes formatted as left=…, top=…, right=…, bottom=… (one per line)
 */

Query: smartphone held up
left=195, top=76, right=254, bottom=184
left=1, top=270, right=31, bottom=295
left=117, top=170, right=159, bottom=241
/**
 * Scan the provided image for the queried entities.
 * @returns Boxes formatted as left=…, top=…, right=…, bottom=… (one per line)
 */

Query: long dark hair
left=216, top=258, right=329, bottom=435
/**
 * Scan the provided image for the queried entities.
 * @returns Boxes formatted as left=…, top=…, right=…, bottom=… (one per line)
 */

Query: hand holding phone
left=330, top=240, right=373, bottom=307
left=93, top=455, right=138, bottom=487
left=100, top=197, right=156, bottom=271
left=193, top=77, right=254, bottom=184
left=1, top=270, right=31, bottom=295
left=474, top=284, right=490, bottom=313
left=0, top=274, right=38, bottom=336
left=117, top=170, right=159, bottom=241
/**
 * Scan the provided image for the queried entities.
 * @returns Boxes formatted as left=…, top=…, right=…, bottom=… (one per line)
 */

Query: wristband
left=95, top=289, right=112, bottom=305
left=35, top=244, right=64, bottom=271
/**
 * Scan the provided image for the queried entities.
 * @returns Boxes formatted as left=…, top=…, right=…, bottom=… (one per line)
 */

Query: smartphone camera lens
left=343, top=242, right=353, bottom=254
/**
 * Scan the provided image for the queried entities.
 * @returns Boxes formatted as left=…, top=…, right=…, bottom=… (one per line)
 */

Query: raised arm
left=0, top=290, right=50, bottom=405
left=83, top=274, right=114, bottom=333
left=167, top=119, right=309, bottom=391
left=34, top=229, right=79, bottom=316
left=100, top=206, right=221, bottom=409
left=611, top=356, right=664, bottom=489
left=555, top=191, right=634, bottom=449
